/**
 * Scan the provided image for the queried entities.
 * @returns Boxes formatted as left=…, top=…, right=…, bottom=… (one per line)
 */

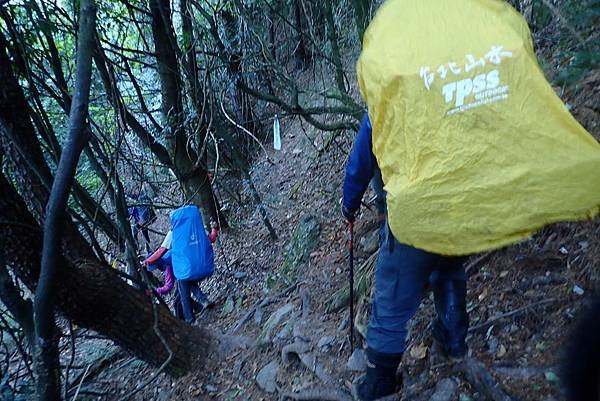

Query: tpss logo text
left=443, top=70, right=499, bottom=107
left=420, top=45, right=513, bottom=115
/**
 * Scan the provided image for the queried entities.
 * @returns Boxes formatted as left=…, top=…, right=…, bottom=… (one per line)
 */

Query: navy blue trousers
left=177, top=279, right=208, bottom=323
left=367, top=224, right=467, bottom=355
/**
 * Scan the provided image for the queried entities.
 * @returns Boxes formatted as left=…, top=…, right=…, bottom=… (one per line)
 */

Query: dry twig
left=468, top=298, right=557, bottom=333
left=71, top=364, right=92, bottom=401
left=465, top=252, right=493, bottom=275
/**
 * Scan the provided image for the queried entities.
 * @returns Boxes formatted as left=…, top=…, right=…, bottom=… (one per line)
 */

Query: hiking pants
left=367, top=223, right=468, bottom=355
left=178, top=279, right=208, bottom=323
left=173, top=290, right=201, bottom=321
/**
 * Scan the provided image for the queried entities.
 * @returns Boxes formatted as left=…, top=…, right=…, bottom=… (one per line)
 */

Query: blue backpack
left=170, top=205, right=214, bottom=280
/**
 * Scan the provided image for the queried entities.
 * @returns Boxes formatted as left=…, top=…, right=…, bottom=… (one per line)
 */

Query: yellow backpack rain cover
left=357, top=0, right=600, bottom=256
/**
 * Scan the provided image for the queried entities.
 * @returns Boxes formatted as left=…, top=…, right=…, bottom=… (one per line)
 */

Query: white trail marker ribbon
left=273, top=114, right=281, bottom=150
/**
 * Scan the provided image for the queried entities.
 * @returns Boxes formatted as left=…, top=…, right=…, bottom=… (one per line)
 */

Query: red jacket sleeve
left=145, top=247, right=167, bottom=265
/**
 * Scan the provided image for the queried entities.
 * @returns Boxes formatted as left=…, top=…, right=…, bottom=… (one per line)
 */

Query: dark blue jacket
left=343, top=113, right=378, bottom=215
left=128, top=194, right=154, bottom=226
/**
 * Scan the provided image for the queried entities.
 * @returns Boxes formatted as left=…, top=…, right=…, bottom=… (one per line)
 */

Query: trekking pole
left=348, top=220, right=355, bottom=352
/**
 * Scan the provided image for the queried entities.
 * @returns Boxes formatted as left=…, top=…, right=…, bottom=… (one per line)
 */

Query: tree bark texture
left=351, top=0, right=371, bottom=43
left=323, top=1, right=352, bottom=105
left=0, top=32, right=58, bottom=221
left=34, top=1, right=97, bottom=397
left=0, top=259, right=35, bottom=347
left=269, top=4, right=277, bottom=61
left=180, top=0, right=202, bottom=111
left=0, top=172, right=214, bottom=376
left=149, top=0, right=219, bottom=225
left=221, top=8, right=258, bottom=143
left=293, top=0, right=308, bottom=69
left=0, top=259, right=35, bottom=381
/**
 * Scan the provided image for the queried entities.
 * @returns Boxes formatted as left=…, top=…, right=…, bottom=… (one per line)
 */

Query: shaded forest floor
left=61, top=76, right=600, bottom=401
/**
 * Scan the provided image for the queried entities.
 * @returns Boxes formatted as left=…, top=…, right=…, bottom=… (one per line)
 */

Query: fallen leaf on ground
left=409, top=343, right=428, bottom=360
left=497, top=344, right=507, bottom=358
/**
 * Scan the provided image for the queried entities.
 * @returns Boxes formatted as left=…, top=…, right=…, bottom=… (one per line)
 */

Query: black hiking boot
left=354, top=350, right=402, bottom=401
left=432, top=319, right=466, bottom=361
left=432, top=279, right=468, bottom=361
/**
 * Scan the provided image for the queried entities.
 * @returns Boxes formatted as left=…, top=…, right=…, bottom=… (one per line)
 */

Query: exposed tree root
left=454, top=358, right=514, bottom=401
left=281, top=341, right=311, bottom=364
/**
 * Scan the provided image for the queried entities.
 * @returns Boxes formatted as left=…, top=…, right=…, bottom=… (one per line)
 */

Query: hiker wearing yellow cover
left=344, top=114, right=469, bottom=400
left=343, top=0, right=600, bottom=399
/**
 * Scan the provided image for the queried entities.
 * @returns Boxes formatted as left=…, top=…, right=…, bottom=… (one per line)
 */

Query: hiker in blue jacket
left=128, top=192, right=156, bottom=251
left=342, top=113, right=468, bottom=400
left=160, top=205, right=219, bottom=324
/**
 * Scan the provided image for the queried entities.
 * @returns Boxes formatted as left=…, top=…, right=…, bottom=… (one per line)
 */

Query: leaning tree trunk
left=0, top=170, right=215, bottom=375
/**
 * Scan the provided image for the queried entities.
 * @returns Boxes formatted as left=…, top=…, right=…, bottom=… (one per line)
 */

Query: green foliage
left=508, top=0, right=599, bottom=87
left=570, top=0, right=600, bottom=26
left=532, top=1, right=553, bottom=28
left=554, top=48, right=600, bottom=86
left=547, top=0, right=600, bottom=86
left=277, top=215, right=320, bottom=285
left=77, top=165, right=102, bottom=193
